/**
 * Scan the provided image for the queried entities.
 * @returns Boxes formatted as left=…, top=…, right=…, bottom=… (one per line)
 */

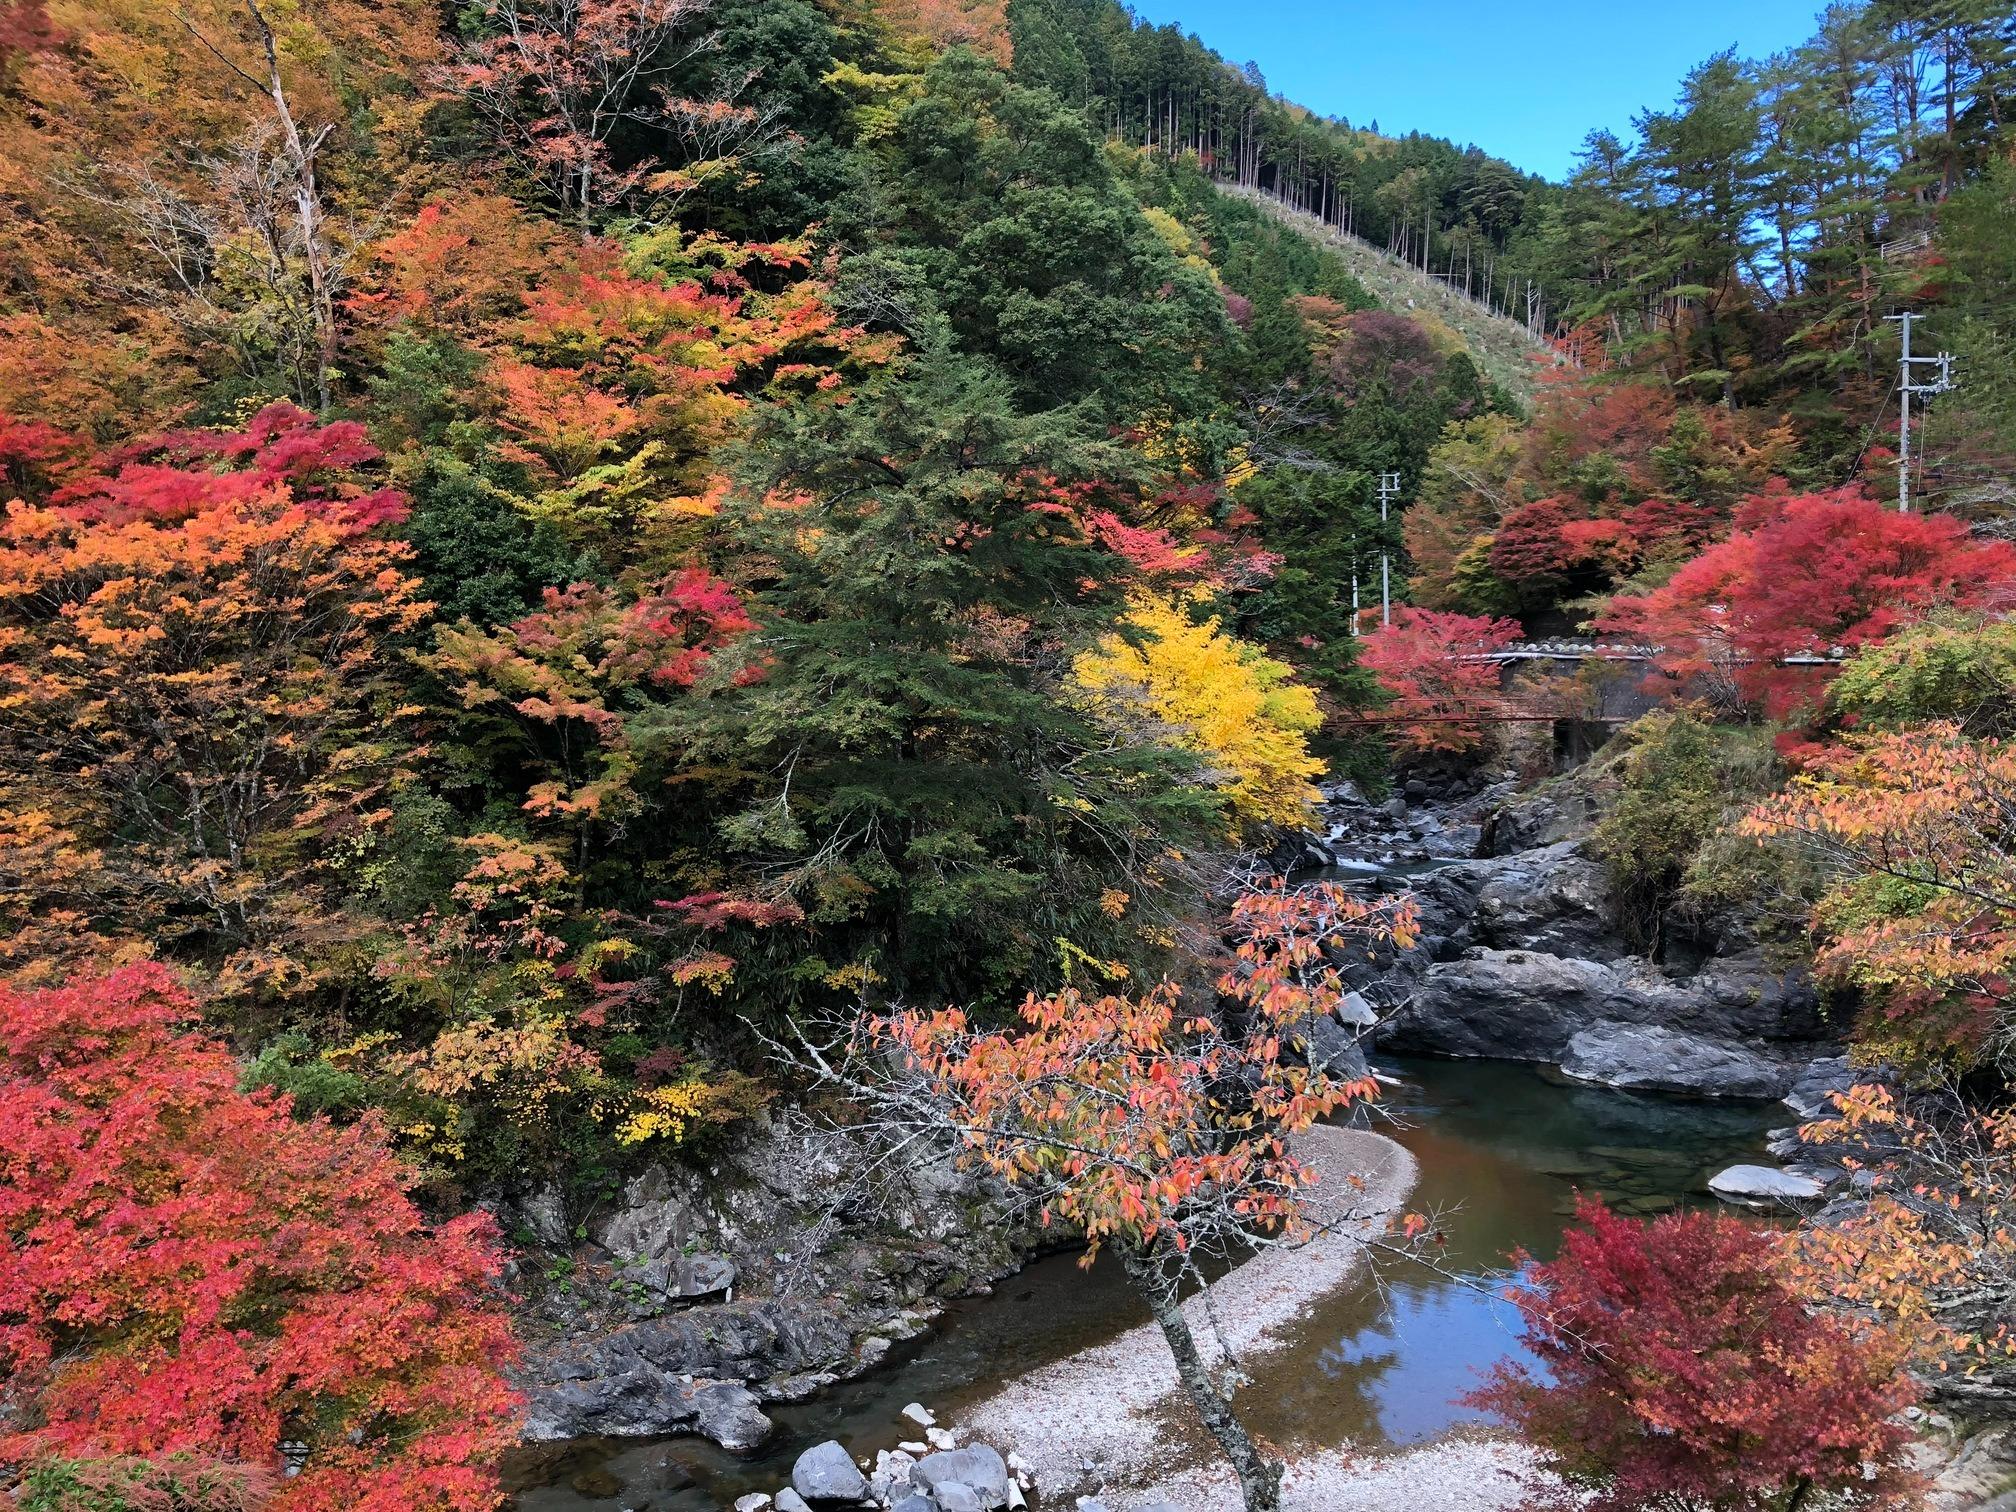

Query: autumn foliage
left=0, top=406, right=428, bottom=989
left=1470, top=1197, right=1918, bottom=1511
left=0, top=964, right=519, bottom=1511
left=353, top=198, right=886, bottom=570
left=869, top=879, right=1416, bottom=1257
left=853, top=880, right=1418, bottom=1512
left=870, top=0, right=1013, bottom=67
left=1603, top=486, right=2016, bottom=721
left=1072, top=591, right=1323, bottom=833
left=1743, top=723, right=2016, bottom=1070
left=1357, top=606, right=1524, bottom=753
left=1788, top=1085, right=2016, bottom=1395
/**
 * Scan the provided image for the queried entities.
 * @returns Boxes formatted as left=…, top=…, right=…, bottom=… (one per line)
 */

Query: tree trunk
left=1122, top=1246, right=1282, bottom=1512
left=243, top=0, right=336, bottom=411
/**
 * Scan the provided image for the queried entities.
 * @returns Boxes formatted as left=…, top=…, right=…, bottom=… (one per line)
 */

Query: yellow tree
left=1073, top=591, right=1323, bottom=834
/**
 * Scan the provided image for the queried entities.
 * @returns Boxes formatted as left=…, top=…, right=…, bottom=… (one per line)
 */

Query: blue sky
left=1123, top=0, right=1828, bottom=180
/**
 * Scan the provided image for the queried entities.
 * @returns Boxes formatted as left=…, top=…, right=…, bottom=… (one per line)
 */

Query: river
left=511, top=1055, right=1782, bottom=1510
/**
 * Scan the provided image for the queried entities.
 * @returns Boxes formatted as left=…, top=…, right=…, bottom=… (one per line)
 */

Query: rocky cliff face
left=509, top=1115, right=1029, bottom=1448
left=1309, top=771, right=1841, bottom=1099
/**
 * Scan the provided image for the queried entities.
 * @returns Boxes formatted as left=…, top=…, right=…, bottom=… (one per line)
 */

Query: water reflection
left=1233, top=1059, right=1779, bottom=1454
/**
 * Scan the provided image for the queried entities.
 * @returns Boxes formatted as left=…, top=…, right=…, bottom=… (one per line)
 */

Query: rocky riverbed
left=511, top=1114, right=1035, bottom=1449
left=1296, top=769, right=1844, bottom=1100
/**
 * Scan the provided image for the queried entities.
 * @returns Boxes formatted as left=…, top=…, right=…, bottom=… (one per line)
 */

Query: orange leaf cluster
left=1743, top=723, right=2016, bottom=1068
left=872, top=881, right=1415, bottom=1257
left=1788, top=1085, right=2016, bottom=1388
left=0, top=407, right=428, bottom=987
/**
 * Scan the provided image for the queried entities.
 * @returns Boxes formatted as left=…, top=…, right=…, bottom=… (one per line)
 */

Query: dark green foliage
left=244, top=1033, right=371, bottom=1118
left=1925, top=155, right=2016, bottom=481
left=400, top=455, right=587, bottom=625
left=696, top=344, right=1220, bottom=1013
left=660, top=0, right=861, bottom=238
left=848, top=50, right=1229, bottom=426
left=1007, top=0, right=1092, bottom=103
left=1591, top=711, right=1783, bottom=953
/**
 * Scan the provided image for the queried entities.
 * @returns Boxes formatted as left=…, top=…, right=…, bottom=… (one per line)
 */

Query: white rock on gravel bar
left=1708, top=1163, right=1826, bottom=1201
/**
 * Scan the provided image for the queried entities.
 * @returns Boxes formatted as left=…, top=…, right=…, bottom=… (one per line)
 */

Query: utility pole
left=1376, top=470, right=1402, bottom=627
left=1885, top=311, right=1957, bottom=512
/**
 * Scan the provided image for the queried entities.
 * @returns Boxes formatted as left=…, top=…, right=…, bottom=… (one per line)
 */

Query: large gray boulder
left=1484, top=785, right=1599, bottom=856
left=521, top=1370, right=772, bottom=1449
left=1470, top=842, right=1617, bottom=958
left=638, top=1251, right=736, bottom=1300
left=1389, top=949, right=1615, bottom=1059
left=1379, top=938, right=1830, bottom=1092
left=594, top=1163, right=697, bottom=1263
left=1560, top=1022, right=1810, bottom=1099
left=913, top=1446, right=1010, bottom=1509
left=519, top=1299, right=849, bottom=1443
left=792, top=1440, right=868, bottom=1504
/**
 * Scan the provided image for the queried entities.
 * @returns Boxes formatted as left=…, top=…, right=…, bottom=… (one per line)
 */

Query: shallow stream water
left=512, top=1056, right=1781, bottom=1510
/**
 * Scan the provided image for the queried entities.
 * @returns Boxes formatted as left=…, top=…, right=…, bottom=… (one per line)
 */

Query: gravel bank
left=1138, top=1434, right=1544, bottom=1510
left=961, top=1125, right=1448, bottom=1497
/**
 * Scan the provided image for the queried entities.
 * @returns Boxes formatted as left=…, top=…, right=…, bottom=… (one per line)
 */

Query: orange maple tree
left=353, top=197, right=887, bottom=568
left=1788, top=1084, right=2016, bottom=1400
left=808, top=880, right=1418, bottom=1512
left=0, top=405, right=428, bottom=989
left=0, top=963, right=520, bottom=1511
left=1742, top=723, right=2016, bottom=1069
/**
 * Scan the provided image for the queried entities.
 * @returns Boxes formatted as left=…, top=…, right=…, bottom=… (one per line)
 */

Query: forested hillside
left=4, top=0, right=2016, bottom=1509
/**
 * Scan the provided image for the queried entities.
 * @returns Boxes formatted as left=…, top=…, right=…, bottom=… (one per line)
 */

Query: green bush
left=18, top=1456, right=271, bottom=1512
left=1591, top=710, right=1783, bottom=952
left=1826, top=611, right=2016, bottom=736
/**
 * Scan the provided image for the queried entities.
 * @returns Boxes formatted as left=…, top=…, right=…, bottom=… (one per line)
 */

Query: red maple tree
left=1603, top=486, right=2016, bottom=720
left=1469, top=1197, right=1918, bottom=1511
left=0, top=964, right=521, bottom=1512
left=1358, top=606, right=1525, bottom=753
